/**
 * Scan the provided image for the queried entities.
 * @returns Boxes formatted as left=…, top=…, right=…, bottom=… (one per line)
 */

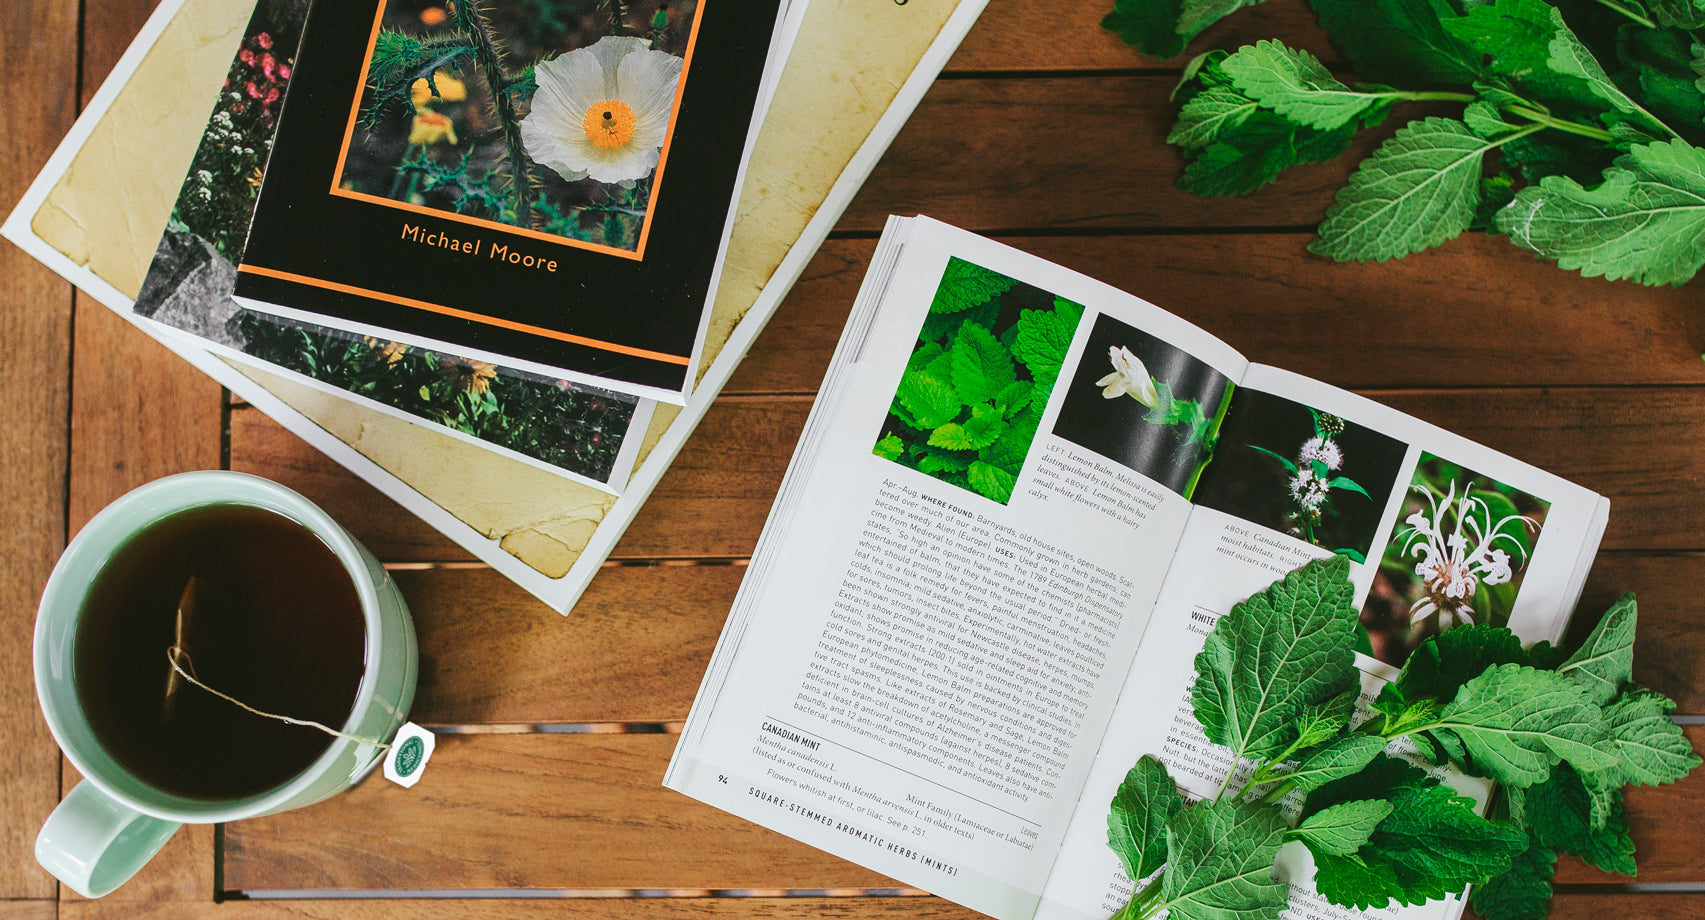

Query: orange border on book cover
left=237, top=264, right=692, bottom=366
left=328, top=0, right=708, bottom=263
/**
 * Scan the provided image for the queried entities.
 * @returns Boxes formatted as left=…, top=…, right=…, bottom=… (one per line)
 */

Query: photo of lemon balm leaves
left=1050, top=313, right=1233, bottom=498
left=873, top=258, right=1084, bottom=505
left=339, top=0, right=696, bottom=253
left=1360, top=454, right=1550, bottom=666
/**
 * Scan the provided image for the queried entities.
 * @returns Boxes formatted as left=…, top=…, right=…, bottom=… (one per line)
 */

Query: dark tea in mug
left=73, top=503, right=367, bottom=800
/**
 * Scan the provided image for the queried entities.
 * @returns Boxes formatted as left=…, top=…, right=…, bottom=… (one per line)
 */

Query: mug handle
left=36, top=781, right=181, bottom=898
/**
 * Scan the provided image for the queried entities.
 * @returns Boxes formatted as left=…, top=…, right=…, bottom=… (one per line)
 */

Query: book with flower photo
left=232, top=0, right=794, bottom=404
left=668, top=217, right=1612, bottom=920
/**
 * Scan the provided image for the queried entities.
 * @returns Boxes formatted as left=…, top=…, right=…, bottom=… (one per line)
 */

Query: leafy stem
left=1590, top=0, right=1657, bottom=28
left=454, top=0, right=533, bottom=227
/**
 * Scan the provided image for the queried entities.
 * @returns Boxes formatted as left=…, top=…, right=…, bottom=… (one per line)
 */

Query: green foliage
left=874, top=260, right=1081, bottom=504
left=1103, top=562, right=1698, bottom=920
left=1105, top=0, right=1705, bottom=285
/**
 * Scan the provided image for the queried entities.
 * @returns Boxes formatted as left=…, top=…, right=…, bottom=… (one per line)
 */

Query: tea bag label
left=383, top=722, right=434, bottom=788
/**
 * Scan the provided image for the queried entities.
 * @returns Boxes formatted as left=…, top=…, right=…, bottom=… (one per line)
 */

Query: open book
left=665, top=216, right=1610, bottom=920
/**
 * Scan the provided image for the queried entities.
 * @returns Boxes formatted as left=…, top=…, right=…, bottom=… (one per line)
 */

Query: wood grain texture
left=949, top=0, right=1337, bottom=72
left=222, top=734, right=899, bottom=891
left=732, top=235, right=1705, bottom=396
left=63, top=897, right=975, bottom=920
left=0, top=903, right=58, bottom=920
left=0, top=0, right=81, bottom=900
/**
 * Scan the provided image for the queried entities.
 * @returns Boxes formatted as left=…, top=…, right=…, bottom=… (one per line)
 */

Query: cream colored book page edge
left=34, top=0, right=965, bottom=579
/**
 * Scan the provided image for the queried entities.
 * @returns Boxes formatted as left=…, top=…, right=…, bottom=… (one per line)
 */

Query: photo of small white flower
left=1247, top=411, right=1372, bottom=559
left=1358, top=454, right=1551, bottom=666
left=339, top=0, right=698, bottom=252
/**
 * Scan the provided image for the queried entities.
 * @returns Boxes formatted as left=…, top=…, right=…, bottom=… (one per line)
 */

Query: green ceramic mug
left=33, top=471, right=417, bottom=898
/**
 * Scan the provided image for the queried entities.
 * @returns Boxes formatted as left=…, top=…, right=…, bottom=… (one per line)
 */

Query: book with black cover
left=233, top=0, right=791, bottom=403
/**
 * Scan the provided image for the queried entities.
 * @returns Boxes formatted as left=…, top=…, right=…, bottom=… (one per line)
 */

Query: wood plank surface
left=222, top=734, right=899, bottom=892
left=0, top=0, right=84, bottom=901
left=0, top=903, right=55, bottom=920
left=735, top=235, right=1705, bottom=396
left=1553, top=725, right=1705, bottom=885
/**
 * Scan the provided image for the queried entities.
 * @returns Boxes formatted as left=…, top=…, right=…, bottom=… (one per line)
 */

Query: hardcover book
left=666, top=217, right=1611, bottom=920
left=232, top=0, right=793, bottom=403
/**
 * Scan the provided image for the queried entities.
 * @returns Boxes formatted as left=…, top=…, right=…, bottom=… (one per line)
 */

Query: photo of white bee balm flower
left=521, top=36, right=683, bottom=185
left=1096, top=345, right=1161, bottom=406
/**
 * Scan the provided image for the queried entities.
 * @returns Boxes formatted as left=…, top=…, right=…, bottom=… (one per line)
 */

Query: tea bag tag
left=382, top=722, right=434, bottom=788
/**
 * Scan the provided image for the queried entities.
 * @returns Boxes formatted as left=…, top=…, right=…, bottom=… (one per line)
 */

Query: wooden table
left=4, top=1, right=1702, bottom=918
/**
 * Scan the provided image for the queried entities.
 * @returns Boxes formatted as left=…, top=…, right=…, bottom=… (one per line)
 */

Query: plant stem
left=1592, top=0, right=1657, bottom=28
left=1384, top=90, right=1477, bottom=104
left=1503, top=104, right=1617, bottom=142
left=455, top=0, right=533, bottom=228
left=1213, top=765, right=1240, bottom=803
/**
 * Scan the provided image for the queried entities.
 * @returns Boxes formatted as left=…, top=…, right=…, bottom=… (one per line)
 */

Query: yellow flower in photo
left=521, top=36, right=682, bottom=185
left=409, top=110, right=458, bottom=146
left=437, top=355, right=498, bottom=395
left=410, top=71, right=467, bottom=111
left=364, top=336, right=408, bottom=365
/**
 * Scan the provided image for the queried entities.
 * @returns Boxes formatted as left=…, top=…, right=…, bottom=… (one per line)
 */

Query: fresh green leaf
left=931, top=403, right=1006, bottom=451
left=1311, top=0, right=1486, bottom=86
left=1169, top=86, right=1262, bottom=150
left=1470, top=845, right=1557, bottom=920
left=1603, top=686, right=1703, bottom=786
left=1246, top=443, right=1298, bottom=474
left=1545, top=18, right=1676, bottom=139
left=967, top=460, right=1018, bottom=503
left=1282, top=733, right=1390, bottom=794
left=1010, top=298, right=1085, bottom=387
left=1103, top=0, right=1189, bottom=60
left=895, top=366, right=962, bottom=429
left=1464, top=99, right=1526, bottom=138
left=1291, top=799, right=1393, bottom=856
left=993, top=380, right=1034, bottom=419
left=1557, top=594, right=1637, bottom=704
left=1496, top=139, right=1705, bottom=286
left=1375, top=624, right=1531, bottom=722
left=1311, top=118, right=1500, bottom=262
left=1432, top=663, right=1619, bottom=787
left=1647, top=0, right=1705, bottom=28
left=873, top=434, right=903, bottom=461
left=1443, top=0, right=1604, bottom=112
left=931, top=257, right=1017, bottom=314
left=1178, top=0, right=1261, bottom=35
left=1326, top=476, right=1369, bottom=499
left=1292, top=121, right=1358, bottom=163
left=1192, top=555, right=1359, bottom=764
left=949, top=322, right=1017, bottom=406
left=1108, top=755, right=1184, bottom=881
left=1521, top=764, right=1637, bottom=875
left=1220, top=40, right=1384, bottom=131
left=1180, top=117, right=1301, bottom=195
left=1292, top=688, right=1359, bottom=751
left=917, top=449, right=972, bottom=475
left=1155, top=800, right=1289, bottom=920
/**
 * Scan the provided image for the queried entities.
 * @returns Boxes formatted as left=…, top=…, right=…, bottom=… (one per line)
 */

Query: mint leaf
left=1470, top=845, right=1556, bottom=920
left=1311, top=0, right=1485, bottom=87
left=1374, top=624, right=1530, bottom=722
left=1291, top=799, right=1392, bottom=856
left=895, top=366, right=961, bottom=429
left=873, top=434, right=903, bottom=461
left=1108, top=755, right=1184, bottom=882
left=949, top=322, right=1017, bottom=407
left=1180, top=115, right=1300, bottom=196
left=917, top=448, right=971, bottom=475
left=1443, top=0, right=1603, bottom=112
left=1192, top=556, right=1359, bottom=764
left=1103, top=0, right=1189, bottom=59
left=1545, top=20, right=1675, bottom=140
left=1178, top=0, right=1261, bottom=36
left=967, top=460, right=1017, bottom=503
left=1284, top=733, right=1389, bottom=795
left=992, top=380, right=1033, bottom=419
left=1647, top=0, right=1705, bottom=28
left=931, top=257, right=1016, bottom=315
left=1311, top=117, right=1495, bottom=262
left=1521, top=764, right=1637, bottom=875
left=1169, top=86, right=1262, bottom=150
left=1010, top=298, right=1084, bottom=388
left=931, top=403, right=1005, bottom=451
left=1604, top=686, right=1702, bottom=787
left=1557, top=594, right=1636, bottom=704
left=1292, top=688, right=1358, bottom=751
left=1220, top=40, right=1384, bottom=131
left=1156, top=800, right=1289, bottom=920
left=1497, top=140, right=1705, bottom=286
left=1433, top=663, right=1619, bottom=787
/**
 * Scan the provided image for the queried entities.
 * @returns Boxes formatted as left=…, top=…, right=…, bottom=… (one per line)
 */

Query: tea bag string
left=166, top=647, right=391, bottom=750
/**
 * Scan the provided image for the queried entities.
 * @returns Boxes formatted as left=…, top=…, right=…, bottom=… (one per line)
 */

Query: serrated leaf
left=1220, top=40, right=1381, bottom=131
left=930, top=403, right=1006, bottom=451
left=1604, top=686, right=1703, bottom=786
left=1557, top=594, right=1637, bottom=704
left=1496, top=140, right=1705, bottom=286
left=967, top=460, right=1017, bottom=503
left=1433, top=663, right=1619, bottom=787
left=906, top=341, right=945, bottom=373
left=1522, top=764, right=1637, bottom=875
left=1546, top=19, right=1674, bottom=139
left=917, top=448, right=972, bottom=475
left=1291, top=799, right=1393, bottom=856
left=1180, top=119, right=1300, bottom=196
left=1311, top=0, right=1485, bottom=86
left=1108, top=755, right=1184, bottom=882
left=1192, top=556, right=1359, bottom=764
left=1292, top=121, right=1357, bottom=164
left=1469, top=845, right=1556, bottom=920
left=1178, top=0, right=1260, bottom=35
left=931, top=257, right=1017, bottom=315
left=1376, top=624, right=1531, bottom=721
left=873, top=434, right=903, bottom=461
left=1311, top=117, right=1494, bottom=262
left=1156, top=800, right=1289, bottom=920
left=1283, top=733, right=1389, bottom=794
left=949, top=322, right=1017, bottom=406
left=1293, top=688, right=1358, bottom=751
left=993, top=380, right=1034, bottom=419
left=1464, top=99, right=1525, bottom=138
left=1443, top=0, right=1603, bottom=112
left=1010, top=298, right=1084, bottom=387
left=979, top=414, right=1036, bottom=473
left=895, top=367, right=962, bottom=429
left=1102, top=0, right=1189, bottom=60
left=1169, top=86, right=1262, bottom=150
left=1647, top=0, right=1705, bottom=28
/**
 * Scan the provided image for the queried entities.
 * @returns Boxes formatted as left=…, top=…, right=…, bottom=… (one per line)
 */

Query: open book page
left=667, top=217, right=1247, bottom=920
left=1034, top=366, right=1609, bottom=920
